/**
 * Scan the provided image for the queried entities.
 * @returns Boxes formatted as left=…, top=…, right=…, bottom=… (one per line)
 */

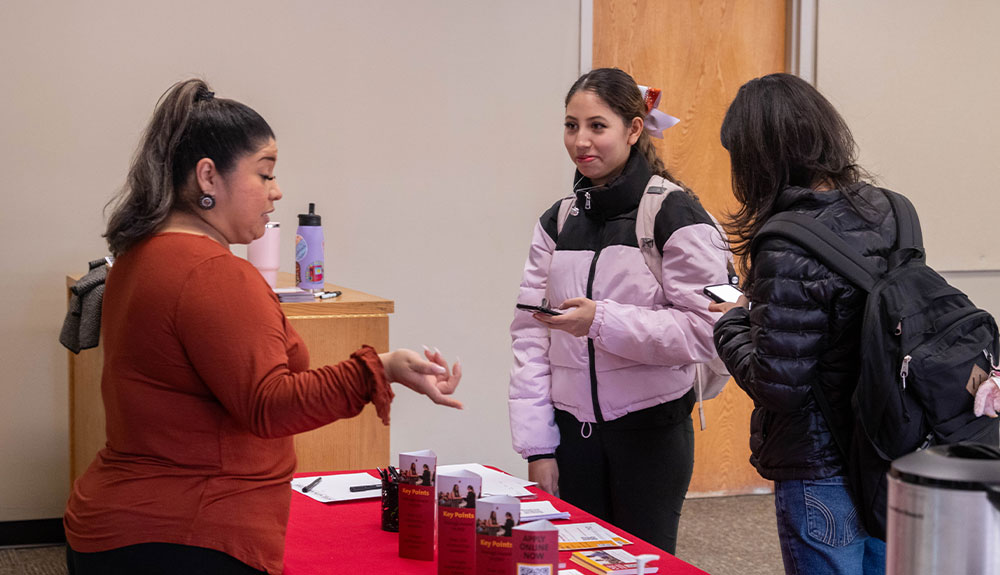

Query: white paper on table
left=558, top=570, right=586, bottom=575
left=520, top=499, right=571, bottom=521
left=556, top=522, right=632, bottom=551
left=291, top=472, right=381, bottom=503
left=436, top=463, right=535, bottom=497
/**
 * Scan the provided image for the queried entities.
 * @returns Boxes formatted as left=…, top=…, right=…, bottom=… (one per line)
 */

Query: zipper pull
left=894, top=320, right=902, bottom=336
left=585, top=190, right=592, bottom=210
left=900, top=355, right=912, bottom=390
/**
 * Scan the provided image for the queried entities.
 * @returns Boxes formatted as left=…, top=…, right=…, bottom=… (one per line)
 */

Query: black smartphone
left=516, top=303, right=563, bottom=316
left=703, top=283, right=743, bottom=304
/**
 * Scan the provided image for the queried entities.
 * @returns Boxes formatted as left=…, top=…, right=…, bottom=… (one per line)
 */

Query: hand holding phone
left=516, top=303, right=562, bottom=316
left=703, top=283, right=743, bottom=304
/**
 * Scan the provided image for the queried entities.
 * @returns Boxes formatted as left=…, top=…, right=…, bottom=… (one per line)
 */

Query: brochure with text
left=437, top=469, right=482, bottom=575
left=569, top=548, right=659, bottom=574
left=512, top=519, right=559, bottom=575
left=399, top=450, right=437, bottom=561
left=474, top=495, right=519, bottom=575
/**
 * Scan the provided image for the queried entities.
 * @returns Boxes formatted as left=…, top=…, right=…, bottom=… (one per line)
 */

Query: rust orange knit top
left=64, top=233, right=393, bottom=573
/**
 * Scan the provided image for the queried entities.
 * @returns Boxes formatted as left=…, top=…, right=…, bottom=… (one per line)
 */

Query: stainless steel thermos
left=887, top=442, right=1000, bottom=574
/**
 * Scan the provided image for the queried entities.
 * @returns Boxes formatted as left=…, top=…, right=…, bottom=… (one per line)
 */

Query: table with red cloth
left=283, top=469, right=709, bottom=574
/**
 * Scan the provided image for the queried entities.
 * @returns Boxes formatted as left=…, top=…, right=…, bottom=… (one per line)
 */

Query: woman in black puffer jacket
left=712, top=74, right=894, bottom=575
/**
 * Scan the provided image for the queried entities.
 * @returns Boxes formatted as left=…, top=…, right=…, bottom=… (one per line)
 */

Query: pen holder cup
left=380, top=478, right=399, bottom=532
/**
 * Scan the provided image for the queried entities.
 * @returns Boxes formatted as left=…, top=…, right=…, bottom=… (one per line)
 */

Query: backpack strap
left=883, top=190, right=923, bottom=251
left=753, top=212, right=866, bottom=460
left=754, top=212, right=880, bottom=292
left=555, top=196, right=576, bottom=236
left=635, top=175, right=682, bottom=285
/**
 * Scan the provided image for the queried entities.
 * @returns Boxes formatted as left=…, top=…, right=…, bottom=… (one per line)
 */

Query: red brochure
left=475, top=495, right=520, bottom=575
left=512, top=520, right=559, bottom=575
left=437, top=469, right=482, bottom=575
left=399, top=450, right=437, bottom=561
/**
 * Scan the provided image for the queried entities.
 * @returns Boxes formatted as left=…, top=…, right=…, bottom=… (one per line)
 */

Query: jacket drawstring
left=580, top=421, right=592, bottom=439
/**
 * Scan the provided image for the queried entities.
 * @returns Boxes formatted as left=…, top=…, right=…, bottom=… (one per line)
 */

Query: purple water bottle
left=295, top=203, right=325, bottom=291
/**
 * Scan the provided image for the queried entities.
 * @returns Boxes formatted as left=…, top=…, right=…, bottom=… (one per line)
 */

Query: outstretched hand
left=379, top=347, right=463, bottom=409
left=532, top=297, right=596, bottom=337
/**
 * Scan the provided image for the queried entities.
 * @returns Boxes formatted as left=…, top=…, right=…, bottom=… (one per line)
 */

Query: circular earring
left=198, top=194, right=216, bottom=210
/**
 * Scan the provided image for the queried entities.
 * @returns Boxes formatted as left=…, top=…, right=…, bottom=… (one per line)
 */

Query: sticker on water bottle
left=295, top=235, right=308, bottom=262
left=308, top=263, right=324, bottom=283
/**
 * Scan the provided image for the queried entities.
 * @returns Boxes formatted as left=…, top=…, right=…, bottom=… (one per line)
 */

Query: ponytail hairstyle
left=104, top=79, right=274, bottom=256
left=565, top=67, right=688, bottom=190
left=720, top=73, right=868, bottom=289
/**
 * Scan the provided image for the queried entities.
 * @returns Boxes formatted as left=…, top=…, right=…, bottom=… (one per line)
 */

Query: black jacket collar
left=573, top=148, right=652, bottom=220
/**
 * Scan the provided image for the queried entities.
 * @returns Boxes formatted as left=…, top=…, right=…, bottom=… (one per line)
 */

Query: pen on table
left=349, top=483, right=382, bottom=492
left=301, top=477, right=322, bottom=493
left=316, top=290, right=342, bottom=300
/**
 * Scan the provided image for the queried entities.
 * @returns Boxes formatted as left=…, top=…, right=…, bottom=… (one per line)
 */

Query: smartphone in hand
left=516, top=303, right=563, bottom=316
left=703, top=283, right=743, bottom=304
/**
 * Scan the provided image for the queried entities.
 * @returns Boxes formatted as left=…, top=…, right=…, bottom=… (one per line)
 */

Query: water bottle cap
left=298, top=203, right=321, bottom=226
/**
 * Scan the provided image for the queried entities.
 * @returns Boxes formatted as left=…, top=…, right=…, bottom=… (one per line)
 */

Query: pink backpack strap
left=636, top=175, right=683, bottom=285
left=556, top=195, right=577, bottom=236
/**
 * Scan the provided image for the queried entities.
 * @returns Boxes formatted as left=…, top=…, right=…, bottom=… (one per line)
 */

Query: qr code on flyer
left=517, top=565, right=552, bottom=575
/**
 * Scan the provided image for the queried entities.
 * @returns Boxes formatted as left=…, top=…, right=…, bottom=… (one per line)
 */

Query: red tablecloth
left=283, top=469, right=709, bottom=574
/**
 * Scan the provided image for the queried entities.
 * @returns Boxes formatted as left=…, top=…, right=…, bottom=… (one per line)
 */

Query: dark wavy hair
left=566, top=68, right=686, bottom=189
left=720, top=73, right=868, bottom=287
left=104, top=79, right=274, bottom=256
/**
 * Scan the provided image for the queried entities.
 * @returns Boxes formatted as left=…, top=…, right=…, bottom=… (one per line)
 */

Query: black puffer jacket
left=714, top=184, right=896, bottom=480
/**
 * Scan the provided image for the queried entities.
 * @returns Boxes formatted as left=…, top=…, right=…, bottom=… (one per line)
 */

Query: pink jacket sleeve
left=587, top=223, right=726, bottom=366
left=508, top=221, right=560, bottom=458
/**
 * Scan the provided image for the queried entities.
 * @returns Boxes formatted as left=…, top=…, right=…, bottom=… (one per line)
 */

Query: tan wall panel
left=594, top=0, right=786, bottom=496
left=289, top=315, right=391, bottom=473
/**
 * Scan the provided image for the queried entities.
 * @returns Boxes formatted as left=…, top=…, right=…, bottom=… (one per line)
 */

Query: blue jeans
left=773, top=476, right=885, bottom=575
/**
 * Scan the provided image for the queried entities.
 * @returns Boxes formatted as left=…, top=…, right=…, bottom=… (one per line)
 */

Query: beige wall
left=0, top=1, right=580, bottom=521
left=816, top=0, right=1000, bottom=274
left=816, top=0, right=1000, bottom=333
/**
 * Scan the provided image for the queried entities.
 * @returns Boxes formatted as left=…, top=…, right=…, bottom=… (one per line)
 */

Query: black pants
left=555, top=391, right=695, bottom=554
left=66, top=542, right=266, bottom=575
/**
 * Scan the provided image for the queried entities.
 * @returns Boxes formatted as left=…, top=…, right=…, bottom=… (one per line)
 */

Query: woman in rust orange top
left=63, top=79, right=462, bottom=575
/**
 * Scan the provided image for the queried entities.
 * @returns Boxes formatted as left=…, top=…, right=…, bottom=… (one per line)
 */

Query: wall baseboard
left=0, top=518, right=65, bottom=547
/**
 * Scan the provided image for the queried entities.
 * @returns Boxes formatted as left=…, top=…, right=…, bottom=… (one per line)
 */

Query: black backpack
left=755, top=189, right=1000, bottom=539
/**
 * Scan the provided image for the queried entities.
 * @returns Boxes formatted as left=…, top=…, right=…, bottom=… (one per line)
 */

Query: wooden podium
left=67, top=272, right=393, bottom=484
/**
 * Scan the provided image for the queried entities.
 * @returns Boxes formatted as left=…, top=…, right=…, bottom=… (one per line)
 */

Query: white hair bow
left=638, top=85, right=679, bottom=138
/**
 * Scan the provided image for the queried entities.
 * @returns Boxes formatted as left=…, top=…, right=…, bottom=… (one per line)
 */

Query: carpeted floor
left=0, top=494, right=783, bottom=575
left=675, top=493, right=783, bottom=574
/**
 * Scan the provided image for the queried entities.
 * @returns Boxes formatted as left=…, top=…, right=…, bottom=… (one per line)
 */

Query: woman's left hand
left=379, top=347, right=463, bottom=409
left=533, top=297, right=596, bottom=337
left=708, top=294, right=750, bottom=315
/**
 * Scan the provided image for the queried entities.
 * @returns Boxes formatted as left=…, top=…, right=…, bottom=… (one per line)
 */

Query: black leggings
left=555, top=391, right=695, bottom=554
left=66, top=542, right=266, bottom=575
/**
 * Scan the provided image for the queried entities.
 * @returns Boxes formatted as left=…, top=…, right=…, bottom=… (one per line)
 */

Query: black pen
left=349, top=484, right=382, bottom=492
left=301, top=477, right=322, bottom=493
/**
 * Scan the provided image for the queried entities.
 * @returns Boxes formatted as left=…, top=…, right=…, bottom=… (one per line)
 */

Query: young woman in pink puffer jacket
left=508, top=68, right=728, bottom=553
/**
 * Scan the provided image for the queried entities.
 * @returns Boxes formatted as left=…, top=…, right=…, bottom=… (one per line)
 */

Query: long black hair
left=720, top=73, right=868, bottom=285
left=104, top=79, right=274, bottom=256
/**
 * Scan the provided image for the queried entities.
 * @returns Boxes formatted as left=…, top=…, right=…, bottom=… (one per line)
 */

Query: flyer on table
left=475, top=495, right=519, bottom=575
left=399, top=449, right=437, bottom=561
left=437, top=469, right=482, bottom=575
left=513, top=519, right=559, bottom=575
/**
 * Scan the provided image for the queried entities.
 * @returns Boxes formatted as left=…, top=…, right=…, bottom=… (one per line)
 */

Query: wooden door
left=594, top=0, right=786, bottom=496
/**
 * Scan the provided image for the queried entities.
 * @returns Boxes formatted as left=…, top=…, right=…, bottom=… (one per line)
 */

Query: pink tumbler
left=247, top=222, right=281, bottom=287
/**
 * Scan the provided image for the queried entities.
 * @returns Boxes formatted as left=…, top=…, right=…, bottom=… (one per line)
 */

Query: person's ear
left=627, top=117, right=644, bottom=146
left=194, top=157, right=219, bottom=194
